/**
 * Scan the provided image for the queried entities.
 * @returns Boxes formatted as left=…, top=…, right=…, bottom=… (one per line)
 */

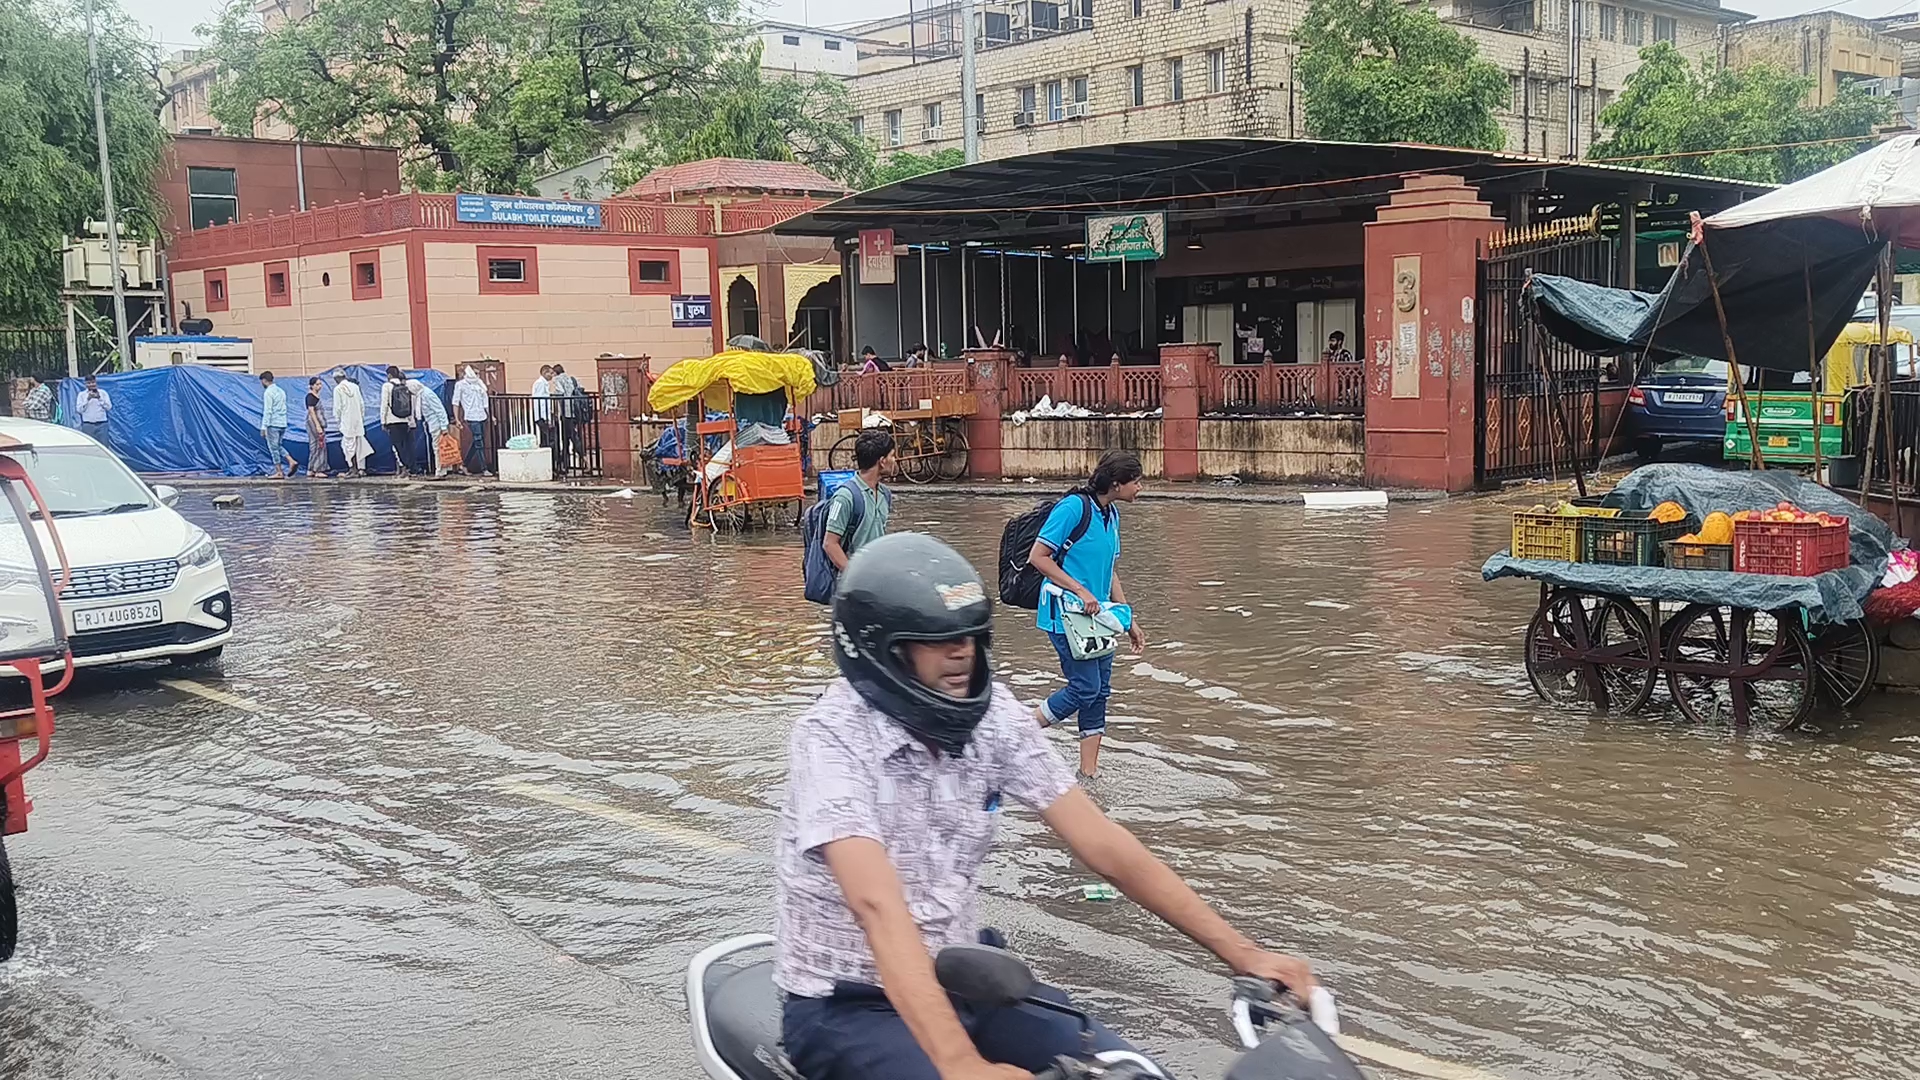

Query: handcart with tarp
left=1484, top=464, right=1902, bottom=732
left=645, top=348, right=817, bottom=529
left=0, top=433, right=78, bottom=961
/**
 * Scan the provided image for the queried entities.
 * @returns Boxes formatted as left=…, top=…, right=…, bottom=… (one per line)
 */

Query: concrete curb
left=147, top=474, right=1451, bottom=505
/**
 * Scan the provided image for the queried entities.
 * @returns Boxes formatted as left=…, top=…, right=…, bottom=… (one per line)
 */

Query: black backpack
left=389, top=381, right=414, bottom=418
left=801, top=481, right=889, bottom=604
left=998, top=491, right=1094, bottom=610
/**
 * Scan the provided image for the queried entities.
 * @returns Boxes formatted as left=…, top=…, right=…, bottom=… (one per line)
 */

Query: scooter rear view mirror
left=935, top=944, right=1036, bottom=1006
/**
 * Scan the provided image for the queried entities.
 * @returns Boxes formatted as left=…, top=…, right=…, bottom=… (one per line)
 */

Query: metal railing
left=804, top=368, right=971, bottom=415
left=484, top=392, right=603, bottom=479
left=1850, top=380, right=1920, bottom=496
left=1204, top=360, right=1363, bottom=415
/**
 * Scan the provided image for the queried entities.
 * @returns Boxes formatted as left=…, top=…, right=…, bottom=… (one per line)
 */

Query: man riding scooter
left=777, top=533, right=1315, bottom=1080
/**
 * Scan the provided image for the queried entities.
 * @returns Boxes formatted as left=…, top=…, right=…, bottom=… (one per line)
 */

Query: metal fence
left=0, top=330, right=86, bottom=415
left=484, top=392, right=603, bottom=479
left=1849, top=380, right=1920, bottom=496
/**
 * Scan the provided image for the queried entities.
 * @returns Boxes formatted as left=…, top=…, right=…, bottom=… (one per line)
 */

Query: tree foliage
left=1590, top=43, right=1892, bottom=183
left=609, top=44, right=874, bottom=191
left=203, top=0, right=737, bottom=192
left=871, top=148, right=965, bottom=188
left=0, top=0, right=165, bottom=327
left=1296, top=0, right=1507, bottom=150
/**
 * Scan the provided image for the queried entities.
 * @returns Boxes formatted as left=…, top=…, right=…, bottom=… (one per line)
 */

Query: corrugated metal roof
left=618, top=158, right=850, bottom=199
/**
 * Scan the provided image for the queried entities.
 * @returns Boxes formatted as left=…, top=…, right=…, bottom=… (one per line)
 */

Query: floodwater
left=2, top=486, right=1916, bottom=1080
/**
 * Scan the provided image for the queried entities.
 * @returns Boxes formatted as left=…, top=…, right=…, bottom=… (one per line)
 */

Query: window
left=925, top=101, right=942, bottom=129
left=203, top=268, right=228, bottom=313
left=1127, top=64, right=1144, bottom=106
left=851, top=115, right=865, bottom=139
left=1653, top=14, right=1674, bottom=42
left=1169, top=56, right=1184, bottom=102
left=629, top=248, right=681, bottom=295
left=264, top=260, right=290, bottom=308
left=1132, top=0, right=1142, bottom=16
left=1624, top=8, right=1643, bottom=45
left=975, top=92, right=986, bottom=131
left=351, top=250, right=380, bottom=300
left=1207, top=48, right=1225, bottom=94
left=1072, top=76, right=1089, bottom=106
left=1171, top=0, right=1180, bottom=8
left=476, top=245, right=538, bottom=295
left=824, top=38, right=842, bottom=50
left=782, top=33, right=801, bottom=45
left=1598, top=3, right=1616, bottom=40
left=1046, top=80, right=1064, bottom=121
left=1018, top=84, right=1037, bottom=123
left=885, top=109, right=902, bottom=146
left=186, top=166, right=237, bottom=230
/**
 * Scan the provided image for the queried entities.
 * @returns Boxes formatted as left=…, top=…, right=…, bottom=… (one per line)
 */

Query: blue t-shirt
left=1034, top=494, right=1119, bottom=634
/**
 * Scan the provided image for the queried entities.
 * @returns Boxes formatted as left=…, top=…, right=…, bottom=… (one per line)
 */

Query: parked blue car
left=1627, top=357, right=1732, bottom=460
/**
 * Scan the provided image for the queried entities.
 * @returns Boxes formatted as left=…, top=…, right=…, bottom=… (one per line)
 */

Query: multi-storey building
left=844, top=0, right=1748, bottom=165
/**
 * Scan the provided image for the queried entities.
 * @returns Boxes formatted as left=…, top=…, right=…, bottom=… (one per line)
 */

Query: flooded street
left=2, top=486, right=1916, bottom=1080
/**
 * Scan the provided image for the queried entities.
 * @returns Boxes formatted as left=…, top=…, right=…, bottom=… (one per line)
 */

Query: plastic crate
left=818, top=469, right=856, bottom=499
left=1732, top=515, right=1851, bottom=577
left=1662, top=540, right=1734, bottom=572
left=1511, top=507, right=1621, bottom=562
left=1582, top=513, right=1698, bottom=567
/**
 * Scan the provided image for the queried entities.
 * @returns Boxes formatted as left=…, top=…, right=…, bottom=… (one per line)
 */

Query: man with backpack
left=379, top=365, right=419, bottom=477
left=1004, top=450, right=1145, bottom=780
left=803, top=430, right=894, bottom=603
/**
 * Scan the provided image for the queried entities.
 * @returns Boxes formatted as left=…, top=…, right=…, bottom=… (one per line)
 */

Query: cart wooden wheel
left=1523, top=590, right=1656, bottom=713
left=1664, top=605, right=1816, bottom=732
left=827, top=433, right=861, bottom=471
left=1810, top=617, right=1879, bottom=708
left=934, top=422, right=970, bottom=481
left=898, top=424, right=939, bottom=485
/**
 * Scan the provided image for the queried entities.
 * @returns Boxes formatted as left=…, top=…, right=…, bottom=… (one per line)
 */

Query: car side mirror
left=152, top=484, right=180, bottom=509
left=934, top=944, right=1035, bottom=1006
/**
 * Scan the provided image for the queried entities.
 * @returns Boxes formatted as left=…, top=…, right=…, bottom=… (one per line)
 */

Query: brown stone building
left=155, top=134, right=403, bottom=242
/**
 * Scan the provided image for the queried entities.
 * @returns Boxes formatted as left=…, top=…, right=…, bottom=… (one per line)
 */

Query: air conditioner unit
left=182, top=125, right=218, bottom=135
left=922, top=125, right=948, bottom=141
left=1066, top=101, right=1089, bottom=119
left=975, top=115, right=988, bottom=134
left=1013, top=109, right=1036, bottom=127
left=1061, top=15, right=1091, bottom=29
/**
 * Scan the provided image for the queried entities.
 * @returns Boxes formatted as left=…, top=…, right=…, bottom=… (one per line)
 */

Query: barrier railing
left=170, top=192, right=716, bottom=262
left=1204, top=361, right=1365, bottom=415
left=803, top=368, right=971, bottom=415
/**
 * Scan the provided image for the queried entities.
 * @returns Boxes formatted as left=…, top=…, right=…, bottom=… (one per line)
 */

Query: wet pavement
left=2, top=486, right=1916, bottom=1080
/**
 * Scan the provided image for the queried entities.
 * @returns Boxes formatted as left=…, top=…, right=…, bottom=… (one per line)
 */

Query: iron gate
left=1475, top=215, right=1616, bottom=485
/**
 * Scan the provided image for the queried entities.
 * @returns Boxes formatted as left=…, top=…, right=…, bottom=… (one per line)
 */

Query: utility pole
left=86, top=0, right=131, bottom=367
left=961, top=0, right=980, bottom=162
left=1566, top=0, right=1581, bottom=159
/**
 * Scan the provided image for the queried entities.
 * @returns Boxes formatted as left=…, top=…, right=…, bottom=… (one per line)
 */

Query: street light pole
left=961, top=0, right=980, bottom=163
left=86, top=0, right=131, bottom=367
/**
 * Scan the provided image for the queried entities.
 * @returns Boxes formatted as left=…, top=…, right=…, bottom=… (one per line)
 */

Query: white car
left=0, top=419, right=231, bottom=670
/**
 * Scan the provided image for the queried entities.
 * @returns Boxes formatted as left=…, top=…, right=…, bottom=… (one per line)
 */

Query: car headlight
left=181, top=532, right=221, bottom=569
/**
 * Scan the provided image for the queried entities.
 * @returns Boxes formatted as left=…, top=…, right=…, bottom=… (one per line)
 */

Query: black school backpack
left=801, top=481, right=890, bottom=604
left=997, top=491, right=1094, bottom=610
left=389, top=381, right=414, bottom=418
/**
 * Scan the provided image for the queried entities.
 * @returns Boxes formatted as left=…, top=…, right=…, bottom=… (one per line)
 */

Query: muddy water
left=2, top=486, right=1916, bottom=1080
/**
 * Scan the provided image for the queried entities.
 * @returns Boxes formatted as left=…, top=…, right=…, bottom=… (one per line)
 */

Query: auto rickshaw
left=646, top=349, right=817, bottom=529
left=0, top=434, right=77, bottom=962
left=1725, top=322, right=1915, bottom=465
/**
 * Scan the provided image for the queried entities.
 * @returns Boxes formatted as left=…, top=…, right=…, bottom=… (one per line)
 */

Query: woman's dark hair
left=854, top=429, right=896, bottom=471
left=1088, top=450, right=1143, bottom=495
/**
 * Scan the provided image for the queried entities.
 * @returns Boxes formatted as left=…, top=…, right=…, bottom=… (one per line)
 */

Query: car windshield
left=0, top=445, right=154, bottom=521
left=1655, top=357, right=1729, bottom=379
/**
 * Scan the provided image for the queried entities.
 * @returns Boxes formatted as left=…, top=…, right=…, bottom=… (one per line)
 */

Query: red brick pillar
left=965, top=349, right=1012, bottom=480
left=1158, top=343, right=1213, bottom=481
left=1362, top=174, right=1499, bottom=492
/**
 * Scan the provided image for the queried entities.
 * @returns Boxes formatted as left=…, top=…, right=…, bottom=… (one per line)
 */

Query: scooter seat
left=704, top=958, right=793, bottom=1080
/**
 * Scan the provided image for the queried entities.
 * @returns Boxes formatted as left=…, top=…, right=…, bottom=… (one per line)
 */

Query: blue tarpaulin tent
left=59, top=365, right=452, bottom=477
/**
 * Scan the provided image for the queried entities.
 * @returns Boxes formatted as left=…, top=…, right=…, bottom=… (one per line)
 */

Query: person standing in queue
left=531, top=363, right=556, bottom=474
left=822, top=430, right=894, bottom=572
left=379, top=365, right=420, bottom=477
left=453, top=365, right=493, bottom=477
left=1027, top=450, right=1146, bottom=780
left=305, top=377, right=329, bottom=478
left=332, top=370, right=370, bottom=477
left=20, top=376, right=53, bottom=423
left=776, top=533, right=1313, bottom=1080
left=413, top=372, right=450, bottom=478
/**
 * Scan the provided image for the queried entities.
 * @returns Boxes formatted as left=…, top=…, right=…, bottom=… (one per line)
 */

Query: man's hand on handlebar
left=939, top=1055, right=1031, bottom=1080
left=1228, top=946, right=1317, bottom=997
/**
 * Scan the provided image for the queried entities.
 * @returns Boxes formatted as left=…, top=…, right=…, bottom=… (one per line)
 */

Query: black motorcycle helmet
left=831, top=533, right=995, bottom=756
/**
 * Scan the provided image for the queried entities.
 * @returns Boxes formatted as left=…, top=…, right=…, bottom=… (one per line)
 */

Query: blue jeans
left=264, top=426, right=286, bottom=468
left=463, top=420, right=488, bottom=474
left=783, top=980, right=1134, bottom=1080
left=1040, top=630, right=1112, bottom=738
left=80, top=420, right=108, bottom=443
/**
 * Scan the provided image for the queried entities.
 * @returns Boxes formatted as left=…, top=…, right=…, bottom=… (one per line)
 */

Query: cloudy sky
left=125, top=0, right=1907, bottom=55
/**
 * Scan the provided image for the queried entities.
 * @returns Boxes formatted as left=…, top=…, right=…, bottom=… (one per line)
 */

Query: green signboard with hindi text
left=1085, top=212, right=1166, bottom=262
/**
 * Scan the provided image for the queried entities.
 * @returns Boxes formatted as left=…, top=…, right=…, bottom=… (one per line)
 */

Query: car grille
left=68, top=621, right=222, bottom=658
left=60, top=559, right=181, bottom=601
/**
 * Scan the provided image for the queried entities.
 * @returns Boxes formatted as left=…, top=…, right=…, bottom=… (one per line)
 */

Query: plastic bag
left=437, top=430, right=461, bottom=468
left=506, top=433, right=537, bottom=451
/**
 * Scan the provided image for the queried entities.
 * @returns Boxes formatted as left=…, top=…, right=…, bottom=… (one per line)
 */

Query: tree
left=0, top=0, right=165, bottom=327
left=871, top=148, right=965, bottom=188
left=1296, top=0, right=1507, bottom=151
left=1590, top=42, right=1892, bottom=183
left=202, top=0, right=737, bottom=192
left=609, top=44, right=876, bottom=190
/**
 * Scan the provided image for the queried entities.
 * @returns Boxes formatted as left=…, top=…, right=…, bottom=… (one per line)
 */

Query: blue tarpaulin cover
left=1482, top=464, right=1902, bottom=624
left=59, top=364, right=451, bottom=477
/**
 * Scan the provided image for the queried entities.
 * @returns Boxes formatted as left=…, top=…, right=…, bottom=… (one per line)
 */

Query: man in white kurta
left=331, top=371, right=370, bottom=477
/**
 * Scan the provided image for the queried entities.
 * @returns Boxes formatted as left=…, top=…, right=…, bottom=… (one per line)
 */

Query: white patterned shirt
left=774, top=679, right=1076, bottom=998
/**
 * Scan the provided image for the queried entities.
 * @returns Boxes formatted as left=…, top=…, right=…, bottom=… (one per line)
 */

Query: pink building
left=165, top=194, right=728, bottom=390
